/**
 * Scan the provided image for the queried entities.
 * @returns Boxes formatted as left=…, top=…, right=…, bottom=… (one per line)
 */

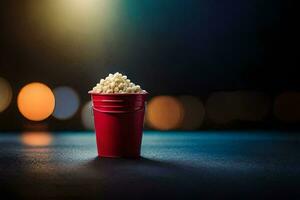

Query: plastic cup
left=89, top=91, right=148, bottom=158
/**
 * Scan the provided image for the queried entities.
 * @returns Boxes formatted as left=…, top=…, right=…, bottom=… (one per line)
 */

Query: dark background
left=0, top=0, right=298, bottom=131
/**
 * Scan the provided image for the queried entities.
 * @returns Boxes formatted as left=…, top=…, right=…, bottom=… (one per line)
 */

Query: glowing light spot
left=17, top=82, right=55, bottom=121
left=81, top=101, right=94, bottom=130
left=206, top=91, right=271, bottom=124
left=178, top=96, right=205, bottom=130
left=146, top=96, right=184, bottom=130
left=53, top=86, right=80, bottom=120
left=274, top=92, right=300, bottom=122
left=0, top=77, right=13, bottom=112
left=25, top=0, right=119, bottom=60
left=29, top=0, right=116, bottom=35
left=206, top=92, right=237, bottom=124
left=21, top=132, right=53, bottom=147
left=234, top=91, right=271, bottom=121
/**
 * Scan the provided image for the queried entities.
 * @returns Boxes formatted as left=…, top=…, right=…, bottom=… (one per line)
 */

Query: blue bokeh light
left=53, top=86, right=80, bottom=120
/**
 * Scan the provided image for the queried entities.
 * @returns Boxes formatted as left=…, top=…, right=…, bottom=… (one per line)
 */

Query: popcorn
left=92, top=72, right=145, bottom=94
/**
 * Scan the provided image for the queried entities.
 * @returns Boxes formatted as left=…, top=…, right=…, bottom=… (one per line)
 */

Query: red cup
left=89, top=91, right=148, bottom=158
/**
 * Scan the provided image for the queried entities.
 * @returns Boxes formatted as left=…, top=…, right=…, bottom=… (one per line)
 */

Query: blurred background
left=0, top=0, right=298, bottom=132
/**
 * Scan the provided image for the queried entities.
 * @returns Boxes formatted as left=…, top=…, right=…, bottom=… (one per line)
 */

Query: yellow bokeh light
left=146, top=96, right=184, bottom=130
left=29, top=0, right=116, bottom=35
left=24, top=0, right=118, bottom=61
left=0, top=77, right=13, bottom=112
left=17, top=82, right=55, bottom=121
left=21, top=132, right=53, bottom=147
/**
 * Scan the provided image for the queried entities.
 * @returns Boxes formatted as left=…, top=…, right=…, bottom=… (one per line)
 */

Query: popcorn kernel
left=92, top=72, right=144, bottom=94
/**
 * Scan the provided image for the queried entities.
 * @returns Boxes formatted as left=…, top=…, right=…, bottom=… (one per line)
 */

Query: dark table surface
left=1, top=131, right=300, bottom=199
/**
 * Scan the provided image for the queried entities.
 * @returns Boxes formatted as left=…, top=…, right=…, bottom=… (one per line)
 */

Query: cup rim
left=88, top=90, right=148, bottom=96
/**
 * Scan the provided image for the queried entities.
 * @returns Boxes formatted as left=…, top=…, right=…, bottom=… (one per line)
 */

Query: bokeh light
left=25, top=0, right=119, bottom=60
left=146, top=96, right=184, bottom=130
left=81, top=101, right=94, bottom=130
left=21, top=132, right=53, bottom=147
left=17, top=82, right=55, bottom=121
left=53, top=86, right=80, bottom=120
left=206, top=92, right=238, bottom=124
left=233, top=91, right=271, bottom=121
left=178, top=96, right=205, bottom=130
left=0, top=77, right=13, bottom=112
left=274, top=92, right=300, bottom=122
left=206, top=91, right=270, bottom=124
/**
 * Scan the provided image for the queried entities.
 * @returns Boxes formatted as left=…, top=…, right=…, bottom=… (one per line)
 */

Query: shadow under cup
left=90, top=92, right=148, bottom=158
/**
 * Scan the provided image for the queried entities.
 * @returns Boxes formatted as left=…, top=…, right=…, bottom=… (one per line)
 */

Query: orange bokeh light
left=21, top=132, right=53, bottom=147
left=17, top=82, right=55, bottom=121
left=146, top=96, right=183, bottom=130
